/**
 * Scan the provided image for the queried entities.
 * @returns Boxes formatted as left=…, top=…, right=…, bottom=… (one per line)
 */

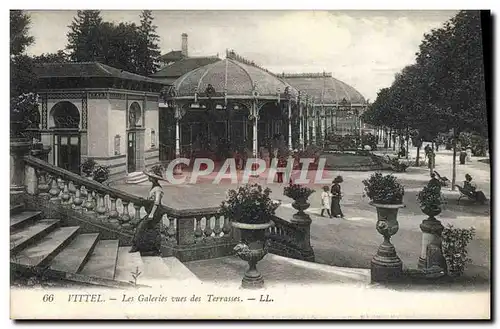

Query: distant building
left=153, top=33, right=221, bottom=84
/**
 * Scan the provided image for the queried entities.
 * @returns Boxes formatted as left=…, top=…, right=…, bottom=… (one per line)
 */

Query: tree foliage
left=363, top=10, right=488, bottom=139
left=10, top=10, right=34, bottom=57
left=66, top=10, right=162, bottom=75
left=137, top=10, right=162, bottom=76
left=10, top=10, right=38, bottom=137
left=66, top=10, right=104, bottom=62
left=32, top=50, right=69, bottom=64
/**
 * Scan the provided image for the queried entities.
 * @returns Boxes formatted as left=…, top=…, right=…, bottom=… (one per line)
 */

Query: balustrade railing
left=21, top=155, right=312, bottom=261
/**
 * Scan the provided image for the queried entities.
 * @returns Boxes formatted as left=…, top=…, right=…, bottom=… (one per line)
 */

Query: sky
left=25, top=10, right=458, bottom=101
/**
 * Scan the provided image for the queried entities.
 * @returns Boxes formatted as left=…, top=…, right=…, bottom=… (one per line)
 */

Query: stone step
left=141, top=256, right=171, bottom=278
left=10, top=211, right=42, bottom=230
left=113, top=247, right=145, bottom=283
left=127, top=171, right=145, bottom=178
left=162, top=257, right=200, bottom=282
left=49, top=233, right=100, bottom=274
left=10, top=203, right=25, bottom=215
left=12, top=226, right=80, bottom=268
left=10, top=218, right=61, bottom=253
left=79, top=240, right=119, bottom=280
left=126, top=176, right=148, bottom=184
left=139, top=256, right=173, bottom=287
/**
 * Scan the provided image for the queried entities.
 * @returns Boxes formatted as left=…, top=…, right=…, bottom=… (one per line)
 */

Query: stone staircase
left=125, top=171, right=148, bottom=184
left=10, top=203, right=200, bottom=288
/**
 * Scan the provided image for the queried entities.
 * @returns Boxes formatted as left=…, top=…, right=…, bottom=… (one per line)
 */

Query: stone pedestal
left=370, top=203, right=405, bottom=283
left=10, top=138, right=33, bottom=194
left=417, top=211, right=446, bottom=278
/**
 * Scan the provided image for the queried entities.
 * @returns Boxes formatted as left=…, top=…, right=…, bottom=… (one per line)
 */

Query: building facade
left=34, top=62, right=167, bottom=181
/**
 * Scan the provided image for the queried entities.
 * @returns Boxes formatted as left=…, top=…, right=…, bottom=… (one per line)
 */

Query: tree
left=10, top=10, right=38, bottom=138
left=66, top=10, right=104, bottom=62
left=10, top=10, right=34, bottom=57
left=32, top=50, right=69, bottom=64
left=415, top=11, right=488, bottom=188
left=137, top=10, right=161, bottom=76
left=100, top=21, right=141, bottom=72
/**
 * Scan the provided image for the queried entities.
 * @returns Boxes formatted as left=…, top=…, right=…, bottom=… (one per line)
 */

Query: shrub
left=220, top=184, right=279, bottom=224
left=283, top=183, right=315, bottom=200
left=417, top=184, right=446, bottom=209
left=362, top=172, right=404, bottom=205
left=81, top=158, right=97, bottom=176
left=93, top=165, right=110, bottom=183
left=441, top=225, right=475, bottom=276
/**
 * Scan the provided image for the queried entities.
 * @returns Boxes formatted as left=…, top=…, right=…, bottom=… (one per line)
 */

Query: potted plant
left=362, top=172, right=405, bottom=282
left=284, top=182, right=315, bottom=222
left=92, top=165, right=110, bottom=184
left=441, top=224, right=475, bottom=277
left=416, top=183, right=447, bottom=275
left=417, top=184, right=446, bottom=219
left=81, top=158, right=97, bottom=178
left=220, top=183, right=279, bottom=289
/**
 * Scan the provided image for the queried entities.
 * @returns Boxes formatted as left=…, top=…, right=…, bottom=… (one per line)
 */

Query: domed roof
left=282, top=73, right=366, bottom=105
left=174, top=58, right=298, bottom=99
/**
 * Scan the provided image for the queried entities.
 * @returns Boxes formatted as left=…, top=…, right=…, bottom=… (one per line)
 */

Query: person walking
left=320, top=186, right=333, bottom=218
left=330, top=175, right=344, bottom=218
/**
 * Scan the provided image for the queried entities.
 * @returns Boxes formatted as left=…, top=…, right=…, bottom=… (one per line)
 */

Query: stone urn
left=291, top=197, right=311, bottom=222
left=417, top=206, right=446, bottom=277
left=232, top=221, right=272, bottom=289
left=370, top=202, right=405, bottom=283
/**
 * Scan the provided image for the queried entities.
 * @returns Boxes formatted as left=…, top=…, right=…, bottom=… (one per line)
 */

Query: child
left=321, top=186, right=332, bottom=218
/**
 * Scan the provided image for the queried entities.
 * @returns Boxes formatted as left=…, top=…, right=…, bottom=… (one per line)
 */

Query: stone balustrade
left=20, top=154, right=314, bottom=262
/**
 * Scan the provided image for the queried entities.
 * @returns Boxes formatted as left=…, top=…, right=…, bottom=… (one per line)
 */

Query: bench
left=454, top=185, right=479, bottom=204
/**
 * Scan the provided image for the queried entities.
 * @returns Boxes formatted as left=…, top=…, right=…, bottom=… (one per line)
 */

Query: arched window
left=50, top=101, right=80, bottom=129
left=129, top=102, right=141, bottom=127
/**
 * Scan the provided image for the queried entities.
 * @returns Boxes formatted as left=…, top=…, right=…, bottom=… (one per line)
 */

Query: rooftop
left=160, top=50, right=186, bottom=63
left=34, top=62, right=168, bottom=85
left=281, top=73, right=366, bottom=104
left=151, top=56, right=221, bottom=79
left=173, top=55, right=298, bottom=98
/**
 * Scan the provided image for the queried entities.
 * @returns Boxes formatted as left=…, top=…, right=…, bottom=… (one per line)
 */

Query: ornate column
left=320, top=106, right=326, bottom=143
left=311, top=97, right=317, bottom=145
left=304, top=95, right=310, bottom=147
left=286, top=88, right=292, bottom=151
left=298, top=92, right=304, bottom=150
left=251, top=101, right=259, bottom=159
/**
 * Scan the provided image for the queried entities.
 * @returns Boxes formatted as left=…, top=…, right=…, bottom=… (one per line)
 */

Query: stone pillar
left=418, top=217, right=446, bottom=277
left=176, top=216, right=195, bottom=245
left=10, top=138, right=32, bottom=194
left=290, top=210, right=315, bottom=261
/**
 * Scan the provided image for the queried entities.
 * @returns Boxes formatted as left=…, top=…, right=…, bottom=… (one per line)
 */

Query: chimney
left=181, top=33, right=188, bottom=57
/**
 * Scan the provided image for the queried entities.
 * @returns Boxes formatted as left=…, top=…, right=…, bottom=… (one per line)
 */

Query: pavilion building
left=33, top=62, right=167, bottom=181
left=280, top=73, right=368, bottom=138
left=29, top=34, right=368, bottom=180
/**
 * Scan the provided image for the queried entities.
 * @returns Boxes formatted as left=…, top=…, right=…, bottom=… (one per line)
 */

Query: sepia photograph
left=8, top=6, right=491, bottom=320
